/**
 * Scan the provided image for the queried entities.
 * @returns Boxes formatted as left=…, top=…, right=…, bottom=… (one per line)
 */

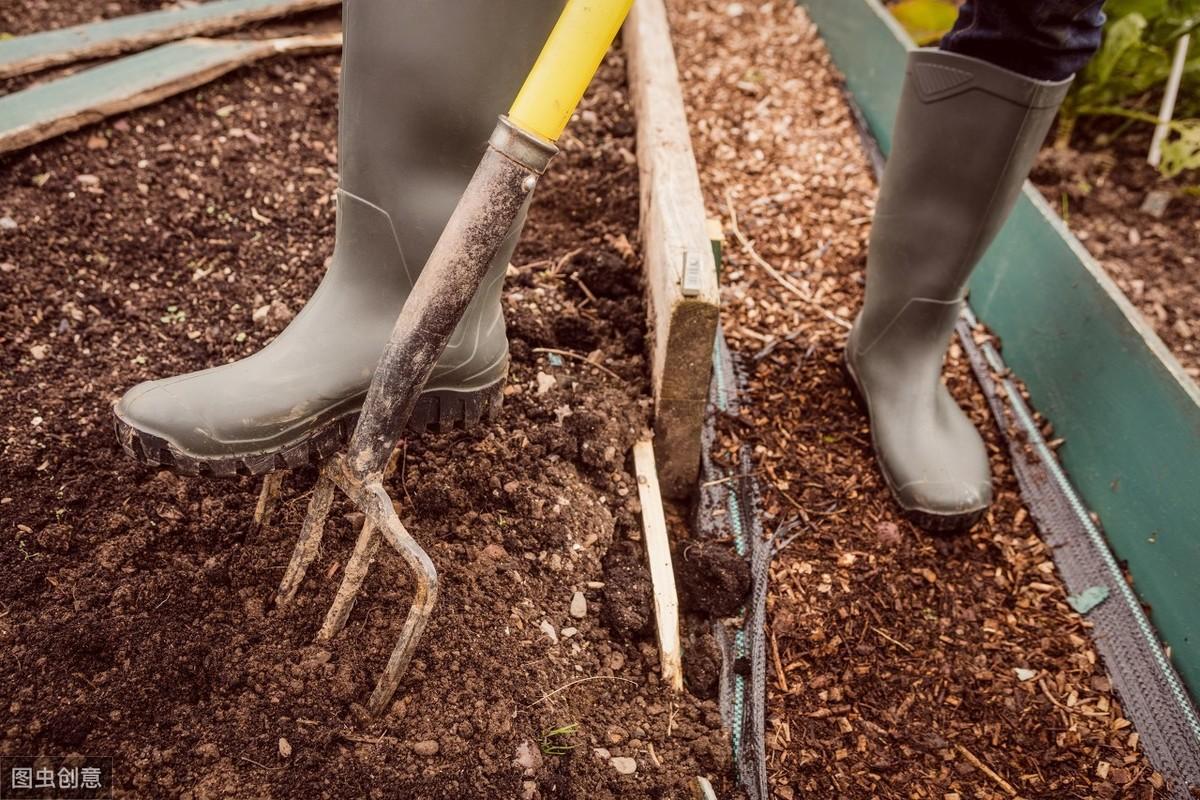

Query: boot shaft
left=338, top=0, right=565, bottom=274
left=860, top=49, right=1071, bottom=349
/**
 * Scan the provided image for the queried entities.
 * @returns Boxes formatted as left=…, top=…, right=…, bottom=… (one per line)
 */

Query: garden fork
left=261, top=0, right=633, bottom=715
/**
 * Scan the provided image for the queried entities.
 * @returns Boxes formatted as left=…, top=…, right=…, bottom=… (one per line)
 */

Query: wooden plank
left=802, top=0, right=1200, bottom=701
left=0, top=0, right=340, bottom=80
left=624, top=0, right=721, bottom=500
left=633, top=440, right=683, bottom=691
left=0, top=33, right=342, bottom=156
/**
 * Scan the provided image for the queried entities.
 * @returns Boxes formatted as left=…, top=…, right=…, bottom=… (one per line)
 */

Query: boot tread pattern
left=113, top=383, right=504, bottom=478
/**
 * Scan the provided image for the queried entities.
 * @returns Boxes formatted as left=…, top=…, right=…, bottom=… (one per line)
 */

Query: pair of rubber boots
left=112, top=8, right=1071, bottom=531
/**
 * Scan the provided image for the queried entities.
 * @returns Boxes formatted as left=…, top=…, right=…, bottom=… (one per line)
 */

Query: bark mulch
left=0, top=36, right=738, bottom=800
left=667, top=1, right=1167, bottom=798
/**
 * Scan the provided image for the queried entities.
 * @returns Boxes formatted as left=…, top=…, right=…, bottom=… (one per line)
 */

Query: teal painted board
left=804, top=0, right=908, bottom=155
left=802, top=0, right=1200, bottom=697
left=0, top=34, right=341, bottom=155
left=971, top=192, right=1200, bottom=696
left=0, top=0, right=339, bottom=79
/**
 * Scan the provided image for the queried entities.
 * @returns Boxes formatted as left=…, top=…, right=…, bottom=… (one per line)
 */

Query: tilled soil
left=1031, top=138, right=1200, bottom=381
left=0, top=39, right=737, bottom=800
left=668, top=1, right=1167, bottom=798
left=0, top=0, right=163, bottom=35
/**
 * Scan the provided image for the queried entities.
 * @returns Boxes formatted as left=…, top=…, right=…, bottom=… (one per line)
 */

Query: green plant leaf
left=1088, top=12, right=1150, bottom=86
left=1159, top=119, right=1200, bottom=176
left=890, top=0, right=959, bottom=46
left=1106, top=0, right=1168, bottom=20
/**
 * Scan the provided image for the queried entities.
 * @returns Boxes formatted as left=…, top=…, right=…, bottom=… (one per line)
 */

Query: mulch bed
left=1031, top=135, right=1200, bottom=382
left=668, top=1, right=1168, bottom=798
left=0, top=30, right=738, bottom=800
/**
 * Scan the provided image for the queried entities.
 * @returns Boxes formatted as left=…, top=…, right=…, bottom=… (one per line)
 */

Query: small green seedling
left=539, top=723, right=580, bottom=757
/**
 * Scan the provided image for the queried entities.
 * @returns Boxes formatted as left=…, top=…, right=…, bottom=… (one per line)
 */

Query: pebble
left=536, top=371, right=557, bottom=396
left=610, top=756, right=637, bottom=775
left=539, top=620, right=558, bottom=644
left=569, top=591, right=587, bottom=619
left=875, top=521, right=902, bottom=547
left=513, top=740, right=542, bottom=774
left=411, top=740, right=439, bottom=756
left=278, top=737, right=292, bottom=758
left=0, top=216, right=16, bottom=231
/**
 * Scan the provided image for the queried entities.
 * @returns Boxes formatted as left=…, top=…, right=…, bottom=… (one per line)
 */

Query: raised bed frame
left=801, top=0, right=1200, bottom=706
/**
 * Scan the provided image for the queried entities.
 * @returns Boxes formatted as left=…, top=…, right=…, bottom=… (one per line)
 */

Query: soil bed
left=0, top=34, right=736, bottom=800
left=668, top=1, right=1166, bottom=798
left=1031, top=135, right=1200, bottom=381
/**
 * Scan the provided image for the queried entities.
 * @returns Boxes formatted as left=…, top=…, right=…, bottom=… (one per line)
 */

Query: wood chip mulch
left=666, top=1, right=1168, bottom=797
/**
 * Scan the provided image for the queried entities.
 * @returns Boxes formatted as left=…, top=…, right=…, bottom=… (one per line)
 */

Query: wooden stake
left=1148, top=33, right=1190, bottom=168
left=0, top=33, right=342, bottom=156
left=0, top=0, right=339, bottom=80
left=690, top=776, right=718, bottom=800
left=632, top=440, right=683, bottom=691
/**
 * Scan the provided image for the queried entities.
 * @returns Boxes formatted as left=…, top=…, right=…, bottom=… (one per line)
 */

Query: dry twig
left=724, top=190, right=853, bottom=330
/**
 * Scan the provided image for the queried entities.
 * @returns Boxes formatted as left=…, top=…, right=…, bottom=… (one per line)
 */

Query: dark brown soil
left=1031, top=133, right=1200, bottom=381
left=0, top=0, right=164, bottom=36
left=0, top=38, right=736, bottom=800
left=668, top=1, right=1168, bottom=797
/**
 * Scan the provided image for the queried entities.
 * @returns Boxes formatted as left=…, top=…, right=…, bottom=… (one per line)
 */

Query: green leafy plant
left=1062, top=0, right=1200, bottom=176
left=1160, top=118, right=1200, bottom=175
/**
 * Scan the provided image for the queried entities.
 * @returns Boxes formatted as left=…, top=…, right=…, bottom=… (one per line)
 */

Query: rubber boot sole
left=842, top=353, right=986, bottom=535
left=113, top=380, right=505, bottom=478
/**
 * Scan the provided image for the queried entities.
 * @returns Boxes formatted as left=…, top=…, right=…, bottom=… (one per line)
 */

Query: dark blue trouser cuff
left=939, top=0, right=1106, bottom=82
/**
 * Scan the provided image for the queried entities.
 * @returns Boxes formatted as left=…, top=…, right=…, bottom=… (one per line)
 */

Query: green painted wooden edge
left=0, top=0, right=337, bottom=78
left=0, top=39, right=263, bottom=136
left=802, top=0, right=1200, bottom=699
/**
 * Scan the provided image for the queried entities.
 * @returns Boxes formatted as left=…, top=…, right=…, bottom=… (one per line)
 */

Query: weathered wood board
left=0, top=33, right=342, bottom=156
left=0, top=0, right=340, bottom=79
left=624, top=0, right=721, bottom=499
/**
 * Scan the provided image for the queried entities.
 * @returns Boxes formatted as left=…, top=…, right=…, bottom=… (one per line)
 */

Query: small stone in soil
left=570, top=591, right=588, bottom=619
left=513, top=740, right=543, bottom=774
left=411, top=740, right=439, bottom=756
left=611, top=756, right=637, bottom=775
left=278, top=737, right=292, bottom=758
left=876, top=521, right=902, bottom=547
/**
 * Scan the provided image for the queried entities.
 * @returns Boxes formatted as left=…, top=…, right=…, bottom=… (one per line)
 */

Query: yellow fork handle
left=508, top=0, right=635, bottom=142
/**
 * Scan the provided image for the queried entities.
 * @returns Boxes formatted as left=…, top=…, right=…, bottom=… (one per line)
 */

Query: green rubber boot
left=845, top=49, right=1072, bottom=532
left=114, top=0, right=564, bottom=476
